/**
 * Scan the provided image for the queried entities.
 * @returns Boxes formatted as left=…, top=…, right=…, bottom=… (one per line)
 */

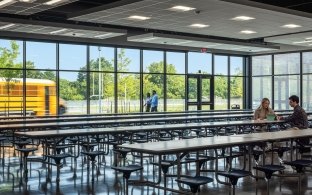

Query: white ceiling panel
left=70, top=0, right=312, bottom=41
left=128, top=33, right=279, bottom=53
left=0, top=19, right=126, bottom=40
left=0, top=0, right=78, bottom=15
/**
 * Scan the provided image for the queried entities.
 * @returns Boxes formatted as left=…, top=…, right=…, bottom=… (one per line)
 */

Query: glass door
left=187, top=74, right=214, bottom=110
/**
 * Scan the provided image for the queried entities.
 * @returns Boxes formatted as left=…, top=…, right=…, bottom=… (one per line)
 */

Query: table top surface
left=119, top=129, right=312, bottom=154
left=14, top=119, right=284, bottom=138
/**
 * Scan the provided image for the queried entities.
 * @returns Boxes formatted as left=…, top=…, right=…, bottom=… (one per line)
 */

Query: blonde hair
left=258, top=98, right=270, bottom=110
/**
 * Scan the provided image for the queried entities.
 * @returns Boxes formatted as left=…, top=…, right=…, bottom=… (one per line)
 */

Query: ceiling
left=0, top=0, right=311, bottom=55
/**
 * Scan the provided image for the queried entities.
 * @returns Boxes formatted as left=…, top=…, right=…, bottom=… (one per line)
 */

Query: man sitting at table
left=277, top=95, right=309, bottom=145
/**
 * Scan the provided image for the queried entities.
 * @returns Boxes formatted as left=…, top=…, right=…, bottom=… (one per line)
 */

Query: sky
left=1, top=39, right=243, bottom=81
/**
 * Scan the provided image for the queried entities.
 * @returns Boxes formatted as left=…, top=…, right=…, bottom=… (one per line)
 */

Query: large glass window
left=188, top=52, right=212, bottom=74
left=303, top=52, right=312, bottom=74
left=166, top=75, right=185, bottom=111
left=143, top=73, right=164, bottom=112
left=230, top=57, right=243, bottom=108
left=274, top=53, right=300, bottom=75
left=166, top=52, right=185, bottom=74
left=252, top=55, right=272, bottom=76
left=59, top=44, right=87, bottom=115
left=214, top=76, right=228, bottom=109
left=143, top=50, right=164, bottom=73
left=302, top=75, right=312, bottom=111
left=0, top=39, right=23, bottom=68
left=230, top=76, right=243, bottom=108
left=230, top=57, right=243, bottom=76
left=90, top=46, right=114, bottom=72
left=0, top=40, right=23, bottom=116
left=117, top=73, right=140, bottom=113
left=1, top=38, right=248, bottom=115
left=274, top=75, right=300, bottom=110
left=214, top=55, right=228, bottom=109
left=59, top=71, right=87, bottom=114
left=214, top=55, right=228, bottom=75
left=59, top=44, right=87, bottom=70
left=117, top=48, right=140, bottom=72
left=26, top=41, right=56, bottom=70
left=89, top=46, right=115, bottom=114
left=252, top=76, right=272, bottom=109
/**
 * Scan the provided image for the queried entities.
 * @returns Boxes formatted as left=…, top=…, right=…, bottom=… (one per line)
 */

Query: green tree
left=230, top=68, right=243, bottom=98
left=214, top=76, right=227, bottom=99
left=143, top=62, right=164, bottom=98
left=0, top=41, right=22, bottom=115
left=166, top=63, right=185, bottom=99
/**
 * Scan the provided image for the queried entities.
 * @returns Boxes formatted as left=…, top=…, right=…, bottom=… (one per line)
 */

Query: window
left=188, top=52, right=212, bottom=74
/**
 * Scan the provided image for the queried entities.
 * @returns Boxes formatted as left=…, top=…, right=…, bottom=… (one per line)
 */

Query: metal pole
left=98, top=47, right=102, bottom=113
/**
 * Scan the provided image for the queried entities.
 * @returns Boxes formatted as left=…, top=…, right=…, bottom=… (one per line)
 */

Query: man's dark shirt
left=284, top=105, right=308, bottom=129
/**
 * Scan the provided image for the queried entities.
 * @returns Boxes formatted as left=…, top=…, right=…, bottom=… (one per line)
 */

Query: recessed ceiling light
left=49, top=28, right=67, bottom=34
left=240, top=30, right=257, bottom=34
left=127, top=15, right=150, bottom=21
left=0, top=23, right=15, bottom=29
left=0, top=0, right=15, bottom=7
left=189, top=24, right=209, bottom=28
left=169, top=5, right=195, bottom=12
left=281, top=24, right=302, bottom=28
left=231, top=16, right=255, bottom=21
left=44, top=0, right=63, bottom=5
left=94, top=33, right=113, bottom=38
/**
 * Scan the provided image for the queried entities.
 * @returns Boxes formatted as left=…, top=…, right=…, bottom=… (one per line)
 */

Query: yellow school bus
left=0, top=78, right=66, bottom=116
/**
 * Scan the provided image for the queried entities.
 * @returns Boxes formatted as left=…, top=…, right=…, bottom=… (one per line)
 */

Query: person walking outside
left=144, top=92, right=151, bottom=112
left=151, top=90, right=158, bottom=112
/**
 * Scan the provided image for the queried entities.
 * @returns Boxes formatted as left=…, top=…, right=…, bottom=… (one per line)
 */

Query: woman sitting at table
left=254, top=98, right=275, bottom=120
left=254, top=98, right=276, bottom=132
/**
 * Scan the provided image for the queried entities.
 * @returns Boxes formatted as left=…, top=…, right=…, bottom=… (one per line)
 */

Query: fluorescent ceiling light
left=169, top=5, right=195, bottom=12
left=0, top=23, right=15, bottom=29
left=44, top=0, right=63, bottom=5
left=231, top=16, right=255, bottom=21
left=49, top=28, right=67, bottom=34
left=281, top=24, right=302, bottom=28
left=0, top=0, right=15, bottom=7
left=240, top=30, right=257, bottom=34
left=206, top=44, right=222, bottom=47
left=19, top=0, right=32, bottom=2
left=293, top=40, right=312, bottom=44
left=94, top=33, right=113, bottom=38
left=173, top=41, right=193, bottom=45
left=127, top=15, right=150, bottom=21
left=140, top=37, right=158, bottom=41
left=305, top=37, right=312, bottom=40
left=189, top=24, right=209, bottom=28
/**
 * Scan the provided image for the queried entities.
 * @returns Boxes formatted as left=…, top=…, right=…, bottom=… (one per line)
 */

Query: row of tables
left=6, top=110, right=312, bottom=194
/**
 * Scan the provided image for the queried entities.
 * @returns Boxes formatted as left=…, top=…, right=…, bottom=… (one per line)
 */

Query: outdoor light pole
left=98, top=47, right=102, bottom=113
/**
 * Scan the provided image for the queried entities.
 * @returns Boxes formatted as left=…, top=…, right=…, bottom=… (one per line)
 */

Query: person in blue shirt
left=151, top=90, right=158, bottom=112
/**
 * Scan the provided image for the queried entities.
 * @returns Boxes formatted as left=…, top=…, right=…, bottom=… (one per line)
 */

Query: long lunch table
left=0, top=114, right=262, bottom=131
left=13, top=121, right=310, bottom=194
left=1, top=109, right=307, bottom=123
left=117, top=129, right=312, bottom=193
left=13, top=119, right=285, bottom=138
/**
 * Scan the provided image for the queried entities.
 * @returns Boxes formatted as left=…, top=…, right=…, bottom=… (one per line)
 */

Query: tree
left=143, top=62, right=164, bottom=98
left=214, top=76, right=228, bottom=99
left=0, top=41, right=22, bottom=115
